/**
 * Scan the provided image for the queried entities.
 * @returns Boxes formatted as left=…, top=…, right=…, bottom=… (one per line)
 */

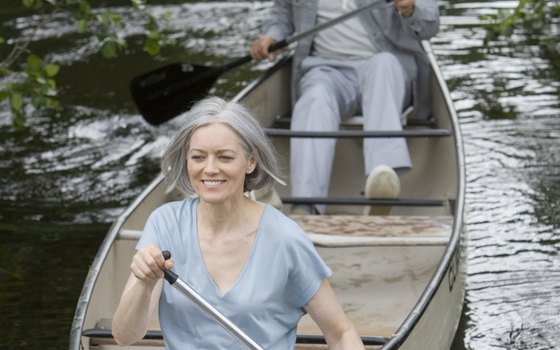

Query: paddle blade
left=130, top=62, right=218, bottom=125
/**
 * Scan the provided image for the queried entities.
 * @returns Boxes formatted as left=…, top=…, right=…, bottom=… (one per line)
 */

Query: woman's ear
left=246, top=154, right=257, bottom=174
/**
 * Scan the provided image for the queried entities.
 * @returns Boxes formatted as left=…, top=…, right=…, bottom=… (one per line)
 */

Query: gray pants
left=290, top=53, right=412, bottom=203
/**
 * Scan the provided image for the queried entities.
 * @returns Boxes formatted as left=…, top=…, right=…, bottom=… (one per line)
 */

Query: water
left=1, top=1, right=559, bottom=349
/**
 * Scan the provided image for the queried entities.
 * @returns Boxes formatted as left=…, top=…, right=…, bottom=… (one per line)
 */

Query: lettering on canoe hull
left=448, top=244, right=461, bottom=292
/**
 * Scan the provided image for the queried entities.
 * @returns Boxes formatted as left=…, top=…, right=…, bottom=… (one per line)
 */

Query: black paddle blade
left=130, top=62, right=219, bottom=125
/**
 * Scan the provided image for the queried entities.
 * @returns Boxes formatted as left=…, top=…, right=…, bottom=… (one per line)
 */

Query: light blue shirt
left=137, top=198, right=332, bottom=350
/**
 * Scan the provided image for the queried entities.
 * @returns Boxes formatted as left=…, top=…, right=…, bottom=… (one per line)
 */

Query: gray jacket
left=264, top=0, right=440, bottom=119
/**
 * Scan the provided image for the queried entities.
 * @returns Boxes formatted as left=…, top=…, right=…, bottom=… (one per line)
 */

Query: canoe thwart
left=270, top=105, right=435, bottom=129
left=82, top=327, right=388, bottom=347
left=265, top=128, right=451, bottom=138
left=282, top=196, right=446, bottom=206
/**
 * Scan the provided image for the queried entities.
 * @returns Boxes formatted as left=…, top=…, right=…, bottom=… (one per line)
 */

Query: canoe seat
left=119, top=215, right=451, bottom=247
left=83, top=318, right=387, bottom=348
left=292, top=215, right=452, bottom=246
left=271, top=105, right=419, bottom=128
left=267, top=105, right=446, bottom=135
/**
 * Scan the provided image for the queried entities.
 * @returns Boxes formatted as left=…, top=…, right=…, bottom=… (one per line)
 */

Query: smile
left=203, top=180, right=225, bottom=186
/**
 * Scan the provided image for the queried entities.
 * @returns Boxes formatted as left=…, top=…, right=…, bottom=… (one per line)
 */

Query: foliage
left=481, top=0, right=560, bottom=44
left=0, top=0, right=175, bottom=129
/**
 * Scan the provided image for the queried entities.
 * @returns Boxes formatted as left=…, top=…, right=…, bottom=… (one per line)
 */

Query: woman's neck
left=197, top=195, right=259, bottom=236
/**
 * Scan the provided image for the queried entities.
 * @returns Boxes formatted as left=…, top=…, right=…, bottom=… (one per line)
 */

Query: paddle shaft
left=161, top=251, right=264, bottom=350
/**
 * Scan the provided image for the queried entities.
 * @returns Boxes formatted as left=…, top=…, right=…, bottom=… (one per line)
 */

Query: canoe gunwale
left=68, top=173, right=166, bottom=349
left=379, top=42, right=467, bottom=349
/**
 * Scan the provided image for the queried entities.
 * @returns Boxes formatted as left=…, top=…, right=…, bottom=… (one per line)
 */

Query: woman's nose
left=203, top=158, right=218, bottom=173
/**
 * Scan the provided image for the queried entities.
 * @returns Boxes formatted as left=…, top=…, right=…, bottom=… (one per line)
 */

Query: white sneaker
left=364, top=165, right=400, bottom=215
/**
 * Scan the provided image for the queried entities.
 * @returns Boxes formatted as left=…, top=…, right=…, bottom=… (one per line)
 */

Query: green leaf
left=131, top=0, right=146, bottom=10
left=26, top=54, right=41, bottom=70
left=0, top=67, right=10, bottom=76
left=47, top=78, right=57, bottom=90
left=44, top=97, right=59, bottom=108
left=98, top=12, right=113, bottom=29
left=22, top=0, right=42, bottom=10
left=0, top=37, right=4, bottom=44
left=44, top=64, right=60, bottom=77
left=13, top=110, right=27, bottom=129
left=10, top=93, right=23, bottom=111
left=112, top=14, right=123, bottom=28
left=79, top=1, right=90, bottom=13
left=147, top=30, right=160, bottom=40
left=144, top=38, right=160, bottom=56
left=77, top=19, right=89, bottom=33
left=101, top=41, right=117, bottom=58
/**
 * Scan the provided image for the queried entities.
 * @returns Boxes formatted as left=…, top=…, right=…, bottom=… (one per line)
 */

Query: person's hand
left=130, top=244, right=174, bottom=285
left=394, top=0, right=415, bottom=17
left=250, top=36, right=279, bottom=61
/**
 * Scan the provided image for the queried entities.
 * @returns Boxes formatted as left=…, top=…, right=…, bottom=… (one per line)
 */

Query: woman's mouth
left=203, top=180, right=225, bottom=187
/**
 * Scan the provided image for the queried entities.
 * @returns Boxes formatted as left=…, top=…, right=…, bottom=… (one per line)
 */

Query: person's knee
left=297, top=81, right=338, bottom=112
left=293, top=86, right=339, bottom=128
left=374, top=52, right=399, bottom=66
left=362, top=52, right=405, bottom=82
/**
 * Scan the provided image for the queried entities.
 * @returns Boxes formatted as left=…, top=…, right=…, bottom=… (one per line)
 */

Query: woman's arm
left=112, top=244, right=172, bottom=345
left=305, top=279, right=366, bottom=350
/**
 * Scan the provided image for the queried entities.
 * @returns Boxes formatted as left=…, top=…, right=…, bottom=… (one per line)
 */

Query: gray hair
left=161, top=96, right=283, bottom=196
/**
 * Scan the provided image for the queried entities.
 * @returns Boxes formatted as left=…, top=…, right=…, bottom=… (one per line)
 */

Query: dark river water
left=1, top=1, right=559, bottom=349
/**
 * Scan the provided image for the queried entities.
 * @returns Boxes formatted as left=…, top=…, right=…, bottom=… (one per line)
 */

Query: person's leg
left=291, top=59, right=359, bottom=214
left=359, top=52, right=412, bottom=174
left=359, top=53, right=412, bottom=214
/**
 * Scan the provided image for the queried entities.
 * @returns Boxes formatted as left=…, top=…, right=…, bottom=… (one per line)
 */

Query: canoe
left=69, top=40, right=466, bottom=350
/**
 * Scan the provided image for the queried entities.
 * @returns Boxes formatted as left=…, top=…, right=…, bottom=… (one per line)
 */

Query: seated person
left=250, top=0, right=440, bottom=214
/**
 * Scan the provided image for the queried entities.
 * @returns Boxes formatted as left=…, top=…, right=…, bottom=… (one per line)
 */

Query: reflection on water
left=436, top=2, right=560, bottom=349
left=0, top=1, right=559, bottom=349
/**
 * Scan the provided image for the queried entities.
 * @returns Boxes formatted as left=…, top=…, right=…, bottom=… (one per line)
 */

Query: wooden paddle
left=130, top=0, right=391, bottom=125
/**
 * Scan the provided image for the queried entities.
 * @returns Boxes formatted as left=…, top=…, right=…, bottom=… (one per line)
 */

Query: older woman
left=112, top=97, right=364, bottom=350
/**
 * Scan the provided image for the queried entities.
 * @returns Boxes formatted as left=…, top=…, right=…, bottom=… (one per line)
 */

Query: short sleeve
left=284, top=224, right=332, bottom=308
left=136, top=207, right=164, bottom=250
left=136, top=200, right=188, bottom=252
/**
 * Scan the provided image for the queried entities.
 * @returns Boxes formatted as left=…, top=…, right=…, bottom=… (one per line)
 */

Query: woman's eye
left=219, top=155, right=234, bottom=161
left=190, top=155, right=204, bottom=161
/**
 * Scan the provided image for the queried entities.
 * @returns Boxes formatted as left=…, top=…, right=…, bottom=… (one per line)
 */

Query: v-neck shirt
left=137, top=197, right=332, bottom=350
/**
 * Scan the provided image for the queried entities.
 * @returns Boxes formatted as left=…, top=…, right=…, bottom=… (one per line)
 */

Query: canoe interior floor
left=298, top=244, right=446, bottom=338
left=293, top=215, right=451, bottom=338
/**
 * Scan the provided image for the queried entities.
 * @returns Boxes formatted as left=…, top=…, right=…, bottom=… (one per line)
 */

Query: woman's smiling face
left=187, top=123, right=256, bottom=204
